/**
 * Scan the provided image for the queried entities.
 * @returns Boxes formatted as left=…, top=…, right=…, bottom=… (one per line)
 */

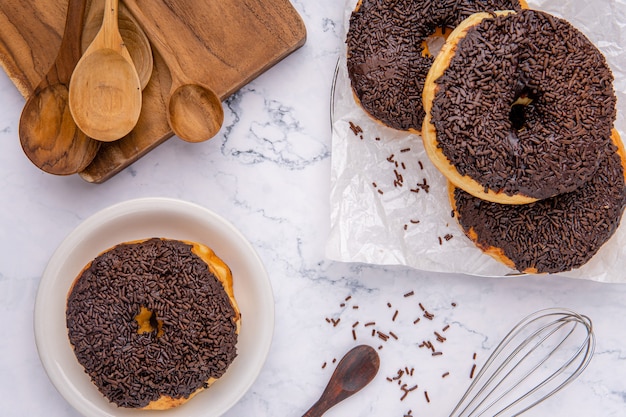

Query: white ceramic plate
left=34, top=197, right=274, bottom=417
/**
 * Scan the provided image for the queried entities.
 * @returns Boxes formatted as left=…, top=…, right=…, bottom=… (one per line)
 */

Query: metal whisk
left=449, top=308, right=595, bottom=417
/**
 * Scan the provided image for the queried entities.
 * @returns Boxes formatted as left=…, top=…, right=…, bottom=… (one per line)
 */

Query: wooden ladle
left=69, top=0, right=142, bottom=142
left=122, top=1, right=224, bottom=143
left=18, top=0, right=100, bottom=175
left=302, top=345, right=380, bottom=417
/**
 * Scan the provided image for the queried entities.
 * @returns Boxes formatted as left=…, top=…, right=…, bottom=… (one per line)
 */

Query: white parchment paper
left=326, top=0, right=626, bottom=282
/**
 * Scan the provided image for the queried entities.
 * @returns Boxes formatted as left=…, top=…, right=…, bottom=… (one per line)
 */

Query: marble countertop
left=1, top=1, right=626, bottom=416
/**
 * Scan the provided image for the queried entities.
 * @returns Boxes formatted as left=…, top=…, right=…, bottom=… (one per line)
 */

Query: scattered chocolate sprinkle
left=442, top=324, right=450, bottom=332
left=364, top=321, right=376, bottom=327
left=352, top=329, right=357, bottom=340
left=400, top=384, right=418, bottom=401
left=404, top=291, right=414, bottom=297
left=322, top=362, right=327, bottom=369
left=348, top=121, right=363, bottom=136
left=392, top=310, right=399, bottom=321
left=470, top=363, right=477, bottom=379
left=432, top=351, right=443, bottom=356
left=424, top=390, right=431, bottom=403
left=442, top=372, right=450, bottom=378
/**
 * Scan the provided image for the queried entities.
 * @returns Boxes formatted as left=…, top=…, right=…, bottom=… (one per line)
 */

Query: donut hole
left=421, top=26, right=454, bottom=58
left=135, top=306, right=164, bottom=337
left=509, top=89, right=537, bottom=131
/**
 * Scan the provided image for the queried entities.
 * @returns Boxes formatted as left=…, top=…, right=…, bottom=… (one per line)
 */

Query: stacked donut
left=346, top=3, right=625, bottom=274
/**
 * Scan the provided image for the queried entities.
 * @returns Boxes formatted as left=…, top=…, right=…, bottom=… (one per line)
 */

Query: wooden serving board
left=0, top=0, right=306, bottom=183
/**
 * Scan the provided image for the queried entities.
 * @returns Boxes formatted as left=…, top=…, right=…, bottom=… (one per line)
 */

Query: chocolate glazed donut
left=423, top=10, right=617, bottom=204
left=346, top=0, right=525, bottom=133
left=451, top=130, right=626, bottom=274
left=66, top=238, right=240, bottom=409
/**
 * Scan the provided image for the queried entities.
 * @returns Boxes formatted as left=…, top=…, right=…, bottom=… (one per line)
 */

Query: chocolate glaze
left=346, top=0, right=523, bottom=131
left=66, top=238, right=238, bottom=408
left=432, top=9, right=616, bottom=199
left=453, top=140, right=626, bottom=274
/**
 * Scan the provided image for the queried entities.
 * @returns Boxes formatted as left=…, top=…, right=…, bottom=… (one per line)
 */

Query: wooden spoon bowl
left=82, top=1, right=153, bottom=90
left=69, top=0, right=142, bottom=142
left=302, top=345, right=380, bottom=417
left=18, top=0, right=100, bottom=175
left=168, top=83, right=224, bottom=143
left=122, top=0, right=224, bottom=143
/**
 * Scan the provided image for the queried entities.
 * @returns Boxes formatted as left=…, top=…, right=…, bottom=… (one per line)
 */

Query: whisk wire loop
left=449, top=308, right=595, bottom=417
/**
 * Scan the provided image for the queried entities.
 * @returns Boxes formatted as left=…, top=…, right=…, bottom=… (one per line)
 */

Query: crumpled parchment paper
left=326, top=0, right=626, bottom=282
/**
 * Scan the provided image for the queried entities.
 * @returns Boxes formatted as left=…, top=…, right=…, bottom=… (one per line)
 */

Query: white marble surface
left=1, top=1, right=626, bottom=416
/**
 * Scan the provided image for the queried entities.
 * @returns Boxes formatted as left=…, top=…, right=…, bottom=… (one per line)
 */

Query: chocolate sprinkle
left=346, top=0, right=522, bottom=131
left=432, top=10, right=617, bottom=199
left=452, top=140, right=626, bottom=273
left=66, top=238, right=238, bottom=408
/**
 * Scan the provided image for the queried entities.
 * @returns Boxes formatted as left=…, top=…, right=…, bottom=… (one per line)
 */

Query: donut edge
left=422, top=10, right=538, bottom=205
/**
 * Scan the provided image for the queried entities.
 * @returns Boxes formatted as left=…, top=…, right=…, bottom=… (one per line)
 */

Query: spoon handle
left=51, top=0, right=87, bottom=84
left=301, top=402, right=326, bottom=417
left=100, top=0, right=121, bottom=48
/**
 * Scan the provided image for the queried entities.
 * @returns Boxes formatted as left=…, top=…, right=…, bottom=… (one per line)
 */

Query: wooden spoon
left=302, top=345, right=380, bottom=417
left=122, top=1, right=224, bottom=143
left=18, top=0, right=100, bottom=175
left=82, top=1, right=153, bottom=90
left=68, top=0, right=142, bottom=142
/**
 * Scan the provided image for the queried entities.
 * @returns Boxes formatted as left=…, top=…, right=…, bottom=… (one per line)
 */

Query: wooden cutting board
left=0, top=0, right=306, bottom=183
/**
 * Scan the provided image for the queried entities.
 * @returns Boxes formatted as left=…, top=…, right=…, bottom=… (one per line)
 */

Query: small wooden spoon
left=122, top=1, right=224, bottom=143
left=18, top=0, right=100, bottom=175
left=69, top=0, right=142, bottom=142
left=302, top=345, right=380, bottom=417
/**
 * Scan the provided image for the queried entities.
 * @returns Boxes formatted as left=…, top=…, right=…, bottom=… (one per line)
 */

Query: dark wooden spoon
left=19, top=0, right=100, bottom=175
left=302, top=345, right=380, bottom=417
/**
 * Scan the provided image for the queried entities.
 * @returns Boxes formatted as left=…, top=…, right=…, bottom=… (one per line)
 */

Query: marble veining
left=1, top=0, right=626, bottom=416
